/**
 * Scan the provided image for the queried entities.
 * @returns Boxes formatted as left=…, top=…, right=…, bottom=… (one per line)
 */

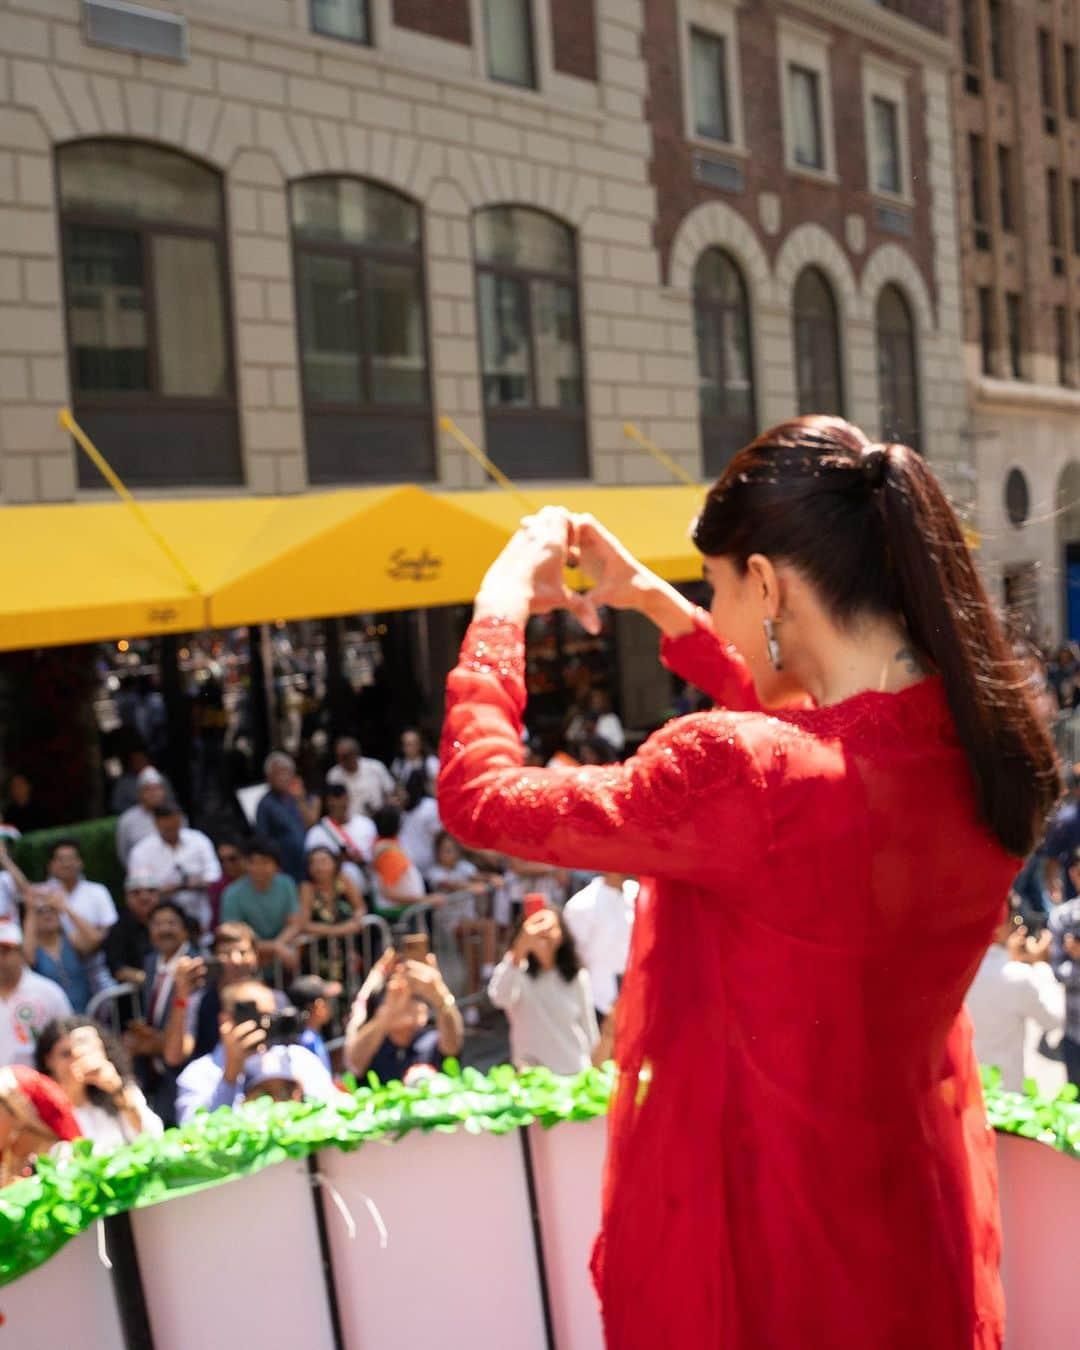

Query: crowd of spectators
left=0, top=724, right=637, bottom=1185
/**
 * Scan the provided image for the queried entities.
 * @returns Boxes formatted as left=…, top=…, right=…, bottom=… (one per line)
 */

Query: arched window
left=473, top=206, right=586, bottom=479
left=876, top=284, right=920, bottom=452
left=57, top=140, right=239, bottom=487
left=792, top=266, right=843, bottom=415
left=290, top=177, right=433, bottom=483
left=693, top=248, right=755, bottom=475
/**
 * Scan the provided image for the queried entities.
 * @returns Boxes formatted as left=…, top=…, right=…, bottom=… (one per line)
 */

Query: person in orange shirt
left=369, top=806, right=434, bottom=922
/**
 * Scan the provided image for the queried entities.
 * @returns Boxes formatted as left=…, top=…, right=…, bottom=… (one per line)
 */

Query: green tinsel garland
left=0, top=1061, right=1076, bottom=1289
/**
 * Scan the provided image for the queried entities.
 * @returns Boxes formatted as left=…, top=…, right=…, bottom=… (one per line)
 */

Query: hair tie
left=861, top=446, right=889, bottom=491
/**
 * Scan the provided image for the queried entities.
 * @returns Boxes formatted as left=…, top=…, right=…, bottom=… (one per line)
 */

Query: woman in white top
left=36, top=1016, right=163, bottom=1151
left=488, top=907, right=599, bottom=1076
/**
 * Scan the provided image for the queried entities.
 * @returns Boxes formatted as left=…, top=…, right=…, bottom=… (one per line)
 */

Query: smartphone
left=523, top=893, right=548, bottom=919
left=203, top=956, right=224, bottom=987
left=400, top=932, right=429, bottom=963
left=232, top=1000, right=264, bottom=1028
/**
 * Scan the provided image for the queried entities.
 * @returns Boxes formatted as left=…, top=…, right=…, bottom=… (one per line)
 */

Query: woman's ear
left=745, top=554, right=781, bottom=617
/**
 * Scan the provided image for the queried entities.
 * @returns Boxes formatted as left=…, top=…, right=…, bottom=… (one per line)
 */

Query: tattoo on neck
left=894, top=646, right=920, bottom=677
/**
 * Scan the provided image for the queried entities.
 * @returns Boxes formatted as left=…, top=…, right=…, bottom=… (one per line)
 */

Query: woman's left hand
left=474, top=506, right=601, bottom=633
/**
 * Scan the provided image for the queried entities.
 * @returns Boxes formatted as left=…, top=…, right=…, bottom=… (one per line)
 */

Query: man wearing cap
left=305, top=783, right=375, bottom=893
left=241, top=1045, right=316, bottom=1105
left=0, top=920, right=72, bottom=1068
left=106, top=872, right=161, bottom=987
left=128, top=803, right=221, bottom=933
left=116, top=767, right=169, bottom=865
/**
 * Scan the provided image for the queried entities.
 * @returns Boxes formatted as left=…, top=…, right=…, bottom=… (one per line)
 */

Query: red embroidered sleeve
left=660, top=608, right=762, bottom=711
left=437, top=618, right=770, bottom=881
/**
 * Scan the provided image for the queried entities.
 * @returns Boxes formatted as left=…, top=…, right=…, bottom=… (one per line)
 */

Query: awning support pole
left=58, top=407, right=204, bottom=598
left=437, top=415, right=537, bottom=514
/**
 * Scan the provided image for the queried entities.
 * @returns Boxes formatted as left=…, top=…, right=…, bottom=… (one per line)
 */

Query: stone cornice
left=780, top=0, right=953, bottom=68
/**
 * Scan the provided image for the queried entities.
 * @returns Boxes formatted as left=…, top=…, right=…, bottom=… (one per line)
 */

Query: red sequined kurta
left=438, top=612, right=1013, bottom=1349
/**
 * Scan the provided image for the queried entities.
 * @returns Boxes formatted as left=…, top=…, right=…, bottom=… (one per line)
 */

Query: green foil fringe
left=0, top=1061, right=1076, bottom=1288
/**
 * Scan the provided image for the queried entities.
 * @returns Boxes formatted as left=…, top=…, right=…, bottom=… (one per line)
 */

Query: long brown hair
left=692, top=416, right=1060, bottom=856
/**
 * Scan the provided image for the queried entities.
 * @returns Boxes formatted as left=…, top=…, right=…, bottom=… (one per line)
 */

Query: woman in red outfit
left=437, top=417, right=1059, bottom=1349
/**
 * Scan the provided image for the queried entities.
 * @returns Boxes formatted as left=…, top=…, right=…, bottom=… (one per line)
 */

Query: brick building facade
left=952, top=0, right=1080, bottom=642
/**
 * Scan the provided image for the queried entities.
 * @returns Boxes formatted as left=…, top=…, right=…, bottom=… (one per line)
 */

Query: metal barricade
left=267, top=916, right=392, bottom=1012
left=86, top=982, right=141, bottom=1037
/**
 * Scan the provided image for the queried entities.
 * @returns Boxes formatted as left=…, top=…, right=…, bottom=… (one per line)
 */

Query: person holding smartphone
left=344, top=948, right=462, bottom=1084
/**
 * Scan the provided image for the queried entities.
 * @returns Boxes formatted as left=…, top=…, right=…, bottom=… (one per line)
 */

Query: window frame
left=862, top=56, right=912, bottom=206
left=777, top=18, right=836, bottom=183
left=1066, top=44, right=1078, bottom=120
left=792, top=265, right=845, bottom=417
left=289, top=175, right=435, bottom=482
left=481, top=0, right=537, bottom=91
left=56, top=140, right=237, bottom=417
left=309, top=0, right=372, bottom=47
left=874, top=284, right=920, bottom=454
left=678, top=0, right=745, bottom=155
left=472, top=205, right=589, bottom=479
left=692, top=247, right=756, bottom=477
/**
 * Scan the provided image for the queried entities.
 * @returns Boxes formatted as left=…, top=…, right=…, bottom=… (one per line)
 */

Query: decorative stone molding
left=859, top=242, right=935, bottom=333
left=667, top=198, right=773, bottom=300
left=773, top=221, right=861, bottom=320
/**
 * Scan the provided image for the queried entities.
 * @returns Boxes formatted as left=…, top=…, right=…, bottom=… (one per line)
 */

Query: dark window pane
left=291, top=178, right=419, bottom=249
left=1048, top=168, right=1062, bottom=250
left=871, top=96, right=901, bottom=195
left=978, top=287, right=994, bottom=375
left=1005, top=291, right=1022, bottom=377
left=793, top=267, right=842, bottom=414
left=365, top=259, right=427, bottom=405
left=969, top=133, right=986, bottom=224
left=693, top=249, right=753, bottom=420
left=988, top=0, right=1006, bottom=79
left=790, top=66, right=824, bottom=170
left=296, top=252, right=363, bottom=404
left=484, top=0, right=535, bottom=88
left=531, top=279, right=582, bottom=409
left=876, top=285, right=919, bottom=451
left=65, top=226, right=149, bottom=392
left=691, top=29, right=730, bottom=142
left=961, top=0, right=977, bottom=68
left=58, top=142, right=221, bottom=228
left=311, top=0, right=370, bottom=43
left=997, top=144, right=1013, bottom=231
left=1071, top=178, right=1080, bottom=255
left=1055, top=305, right=1069, bottom=385
left=152, top=235, right=229, bottom=397
left=478, top=271, right=532, bottom=406
left=1066, top=45, right=1078, bottom=118
left=474, top=206, right=574, bottom=275
left=1039, top=28, right=1055, bottom=108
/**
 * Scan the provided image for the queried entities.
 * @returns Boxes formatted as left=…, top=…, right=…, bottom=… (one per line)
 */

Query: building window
left=978, top=287, right=994, bottom=376
left=310, top=0, right=370, bottom=44
left=1066, top=45, right=1078, bottom=119
left=997, top=144, right=1013, bottom=232
left=693, top=249, right=755, bottom=476
left=474, top=206, right=586, bottom=479
left=961, top=0, right=980, bottom=91
left=1072, top=178, right=1080, bottom=256
left=870, top=96, right=902, bottom=196
left=1054, top=306, right=1069, bottom=385
left=290, top=177, right=433, bottom=484
left=876, top=285, right=919, bottom=453
left=484, top=0, right=536, bottom=89
left=1039, top=28, right=1056, bottom=112
left=690, top=28, right=731, bottom=143
left=1005, top=291, right=1022, bottom=378
left=1048, top=167, right=1063, bottom=256
left=969, top=133, right=988, bottom=247
left=988, top=0, right=1006, bottom=79
left=793, top=267, right=843, bottom=415
left=789, top=65, right=825, bottom=170
left=57, top=139, right=239, bottom=488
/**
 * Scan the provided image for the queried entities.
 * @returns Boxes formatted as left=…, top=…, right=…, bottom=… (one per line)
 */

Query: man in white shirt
left=115, top=767, right=168, bottom=864
left=305, top=783, right=374, bottom=891
left=966, top=915, right=1064, bottom=1092
left=128, top=803, right=222, bottom=933
left=0, top=920, right=72, bottom=1066
left=562, top=873, right=638, bottom=1017
left=326, top=737, right=394, bottom=818
left=47, top=839, right=118, bottom=994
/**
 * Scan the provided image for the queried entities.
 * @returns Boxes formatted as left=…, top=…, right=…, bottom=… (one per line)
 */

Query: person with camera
left=36, top=1015, right=163, bottom=1150
left=175, top=979, right=335, bottom=1123
left=488, top=907, right=598, bottom=1075
left=1048, top=844, right=1080, bottom=1087
left=966, top=908, right=1062, bottom=1092
left=344, top=948, right=463, bottom=1084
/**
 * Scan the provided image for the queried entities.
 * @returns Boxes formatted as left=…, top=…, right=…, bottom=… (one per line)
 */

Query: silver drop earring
left=763, top=617, right=783, bottom=671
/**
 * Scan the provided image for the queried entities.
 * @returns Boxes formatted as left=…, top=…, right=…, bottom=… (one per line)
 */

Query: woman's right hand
left=571, top=514, right=651, bottom=611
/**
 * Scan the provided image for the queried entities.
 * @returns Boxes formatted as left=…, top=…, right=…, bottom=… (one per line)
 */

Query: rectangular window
left=690, top=28, right=731, bottom=143
left=310, top=0, right=370, bottom=44
left=961, top=0, right=978, bottom=69
left=789, top=65, right=824, bottom=170
left=1072, top=178, right=1080, bottom=256
left=484, top=0, right=535, bottom=89
left=1039, top=28, right=1055, bottom=110
left=969, top=133, right=986, bottom=225
left=66, top=226, right=149, bottom=392
left=1055, top=305, right=1069, bottom=385
left=978, top=287, right=994, bottom=376
left=1005, top=292, right=1022, bottom=378
left=988, top=0, right=1006, bottom=79
left=870, top=95, right=902, bottom=196
left=1066, top=45, right=1078, bottom=119
left=1049, top=168, right=1063, bottom=251
left=997, top=144, right=1013, bottom=231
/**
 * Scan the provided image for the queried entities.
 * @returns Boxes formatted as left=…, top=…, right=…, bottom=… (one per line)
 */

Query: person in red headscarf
left=0, top=1064, right=81, bottom=1186
left=437, top=418, right=1061, bottom=1349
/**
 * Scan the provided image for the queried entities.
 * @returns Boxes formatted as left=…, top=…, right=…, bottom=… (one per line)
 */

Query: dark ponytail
left=692, top=416, right=1061, bottom=856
